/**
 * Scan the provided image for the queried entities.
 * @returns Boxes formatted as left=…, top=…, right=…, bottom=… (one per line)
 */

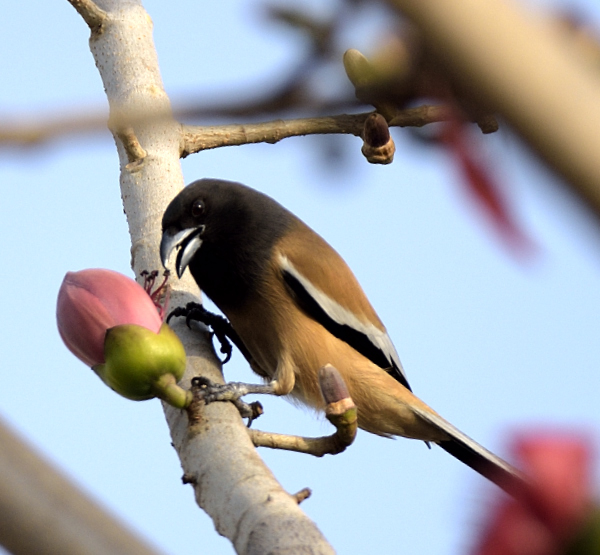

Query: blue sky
left=1, top=1, right=600, bottom=554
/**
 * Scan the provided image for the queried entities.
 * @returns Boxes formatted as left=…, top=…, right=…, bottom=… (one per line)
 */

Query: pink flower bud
left=57, top=269, right=162, bottom=367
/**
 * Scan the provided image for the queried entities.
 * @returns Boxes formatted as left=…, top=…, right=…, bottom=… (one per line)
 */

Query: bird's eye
left=191, top=200, right=205, bottom=218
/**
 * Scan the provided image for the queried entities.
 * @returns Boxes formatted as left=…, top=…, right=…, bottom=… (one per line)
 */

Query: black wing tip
left=438, top=439, right=524, bottom=495
left=389, top=363, right=412, bottom=391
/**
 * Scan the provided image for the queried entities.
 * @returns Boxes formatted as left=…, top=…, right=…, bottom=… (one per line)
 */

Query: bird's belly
left=255, top=311, right=448, bottom=441
left=226, top=296, right=447, bottom=442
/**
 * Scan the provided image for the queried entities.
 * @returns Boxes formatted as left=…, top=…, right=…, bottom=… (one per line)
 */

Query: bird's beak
left=160, top=226, right=205, bottom=278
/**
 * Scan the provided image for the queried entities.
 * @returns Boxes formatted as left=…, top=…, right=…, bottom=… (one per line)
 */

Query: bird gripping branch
left=160, top=178, right=521, bottom=492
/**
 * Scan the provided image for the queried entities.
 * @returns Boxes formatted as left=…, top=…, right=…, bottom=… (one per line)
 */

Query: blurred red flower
left=440, top=116, right=535, bottom=258
left=473, top=432, right=594, bottom=555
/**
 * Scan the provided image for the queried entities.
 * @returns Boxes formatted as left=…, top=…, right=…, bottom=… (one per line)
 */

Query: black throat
left=188, top=194, right=294, bottom=312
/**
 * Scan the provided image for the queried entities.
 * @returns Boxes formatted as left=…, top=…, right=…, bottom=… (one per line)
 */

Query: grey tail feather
left=412, top=406, right=525, bottom=495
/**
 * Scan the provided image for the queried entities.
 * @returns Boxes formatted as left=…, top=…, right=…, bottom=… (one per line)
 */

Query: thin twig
left=248, top=428, right=353, bottom=457
left=116, top=127, right=147, bottom=170
left=292, top=488, right=312, bottom=504
left=247, top=364, right=358, bottom=457
left=180, top=105, right=453, bottom=156
left=0, top=103, right=486, bottom=152
left=67, top=0, right=107, bottom=35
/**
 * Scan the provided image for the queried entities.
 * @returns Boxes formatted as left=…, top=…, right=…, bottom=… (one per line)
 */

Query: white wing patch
left=279, top=254, right=409, bottom=385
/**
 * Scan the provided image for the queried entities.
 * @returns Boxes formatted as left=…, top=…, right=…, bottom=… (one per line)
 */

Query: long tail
left=411, top=405, right=524, bottom=494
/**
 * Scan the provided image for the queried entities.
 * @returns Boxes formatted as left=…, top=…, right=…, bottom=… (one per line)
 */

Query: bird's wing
left=276, top=226, right=411, bottom=390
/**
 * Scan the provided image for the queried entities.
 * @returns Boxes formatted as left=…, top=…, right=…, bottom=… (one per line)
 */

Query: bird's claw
left=211, top=329, right=233, bottom=363
left=191, top=377, right=263, bottom=425
left=167, top=303, right=234, bottom=364
left=233, top=400, right=264, bottom=427
left=166, top=305, right=183, bottom=323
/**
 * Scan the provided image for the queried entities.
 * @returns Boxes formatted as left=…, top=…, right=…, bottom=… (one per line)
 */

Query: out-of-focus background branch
left=2, top=1, right=600, bottom=554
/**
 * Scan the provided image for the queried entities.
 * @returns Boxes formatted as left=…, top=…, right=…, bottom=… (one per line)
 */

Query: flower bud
left=57, top=269, right=162, bottom=367
left=94, top=323, right=188, bottom=407
left=57, top=269, right=190, bottom=408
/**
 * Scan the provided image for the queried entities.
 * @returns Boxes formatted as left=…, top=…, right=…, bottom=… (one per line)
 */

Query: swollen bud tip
left=343, top=48, right=375, bottom=88
left=318, top=364, right=357, bottom=449
left=318, top=364, right=350, bottom=405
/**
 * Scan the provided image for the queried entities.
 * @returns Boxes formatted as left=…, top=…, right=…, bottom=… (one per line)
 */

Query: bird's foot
left=168, top=302, right=254, bottom=365
left=191, top=376, right=266, bottom=426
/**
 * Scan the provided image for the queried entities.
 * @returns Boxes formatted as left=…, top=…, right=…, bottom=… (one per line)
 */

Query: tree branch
left=0, top=418, right=164, bottom=555
left=69, top=1, right=335, bottom=553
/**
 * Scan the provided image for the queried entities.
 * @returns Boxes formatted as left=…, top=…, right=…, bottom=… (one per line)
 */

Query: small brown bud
left=476, top=114, right=499, bottom=134
left=363, top=112, right=390, bottom=148
left=361, top=113, right=395, bottom=164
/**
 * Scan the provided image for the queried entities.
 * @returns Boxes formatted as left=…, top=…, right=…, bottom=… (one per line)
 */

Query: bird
left=160, top=178, right=521, bottom=491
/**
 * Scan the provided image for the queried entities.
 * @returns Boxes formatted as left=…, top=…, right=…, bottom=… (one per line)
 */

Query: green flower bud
left=93, top=323, right=190, bottom=408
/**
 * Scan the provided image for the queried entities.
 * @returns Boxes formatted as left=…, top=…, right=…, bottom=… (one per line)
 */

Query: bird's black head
left=160, top=178, right=294, bottom=308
